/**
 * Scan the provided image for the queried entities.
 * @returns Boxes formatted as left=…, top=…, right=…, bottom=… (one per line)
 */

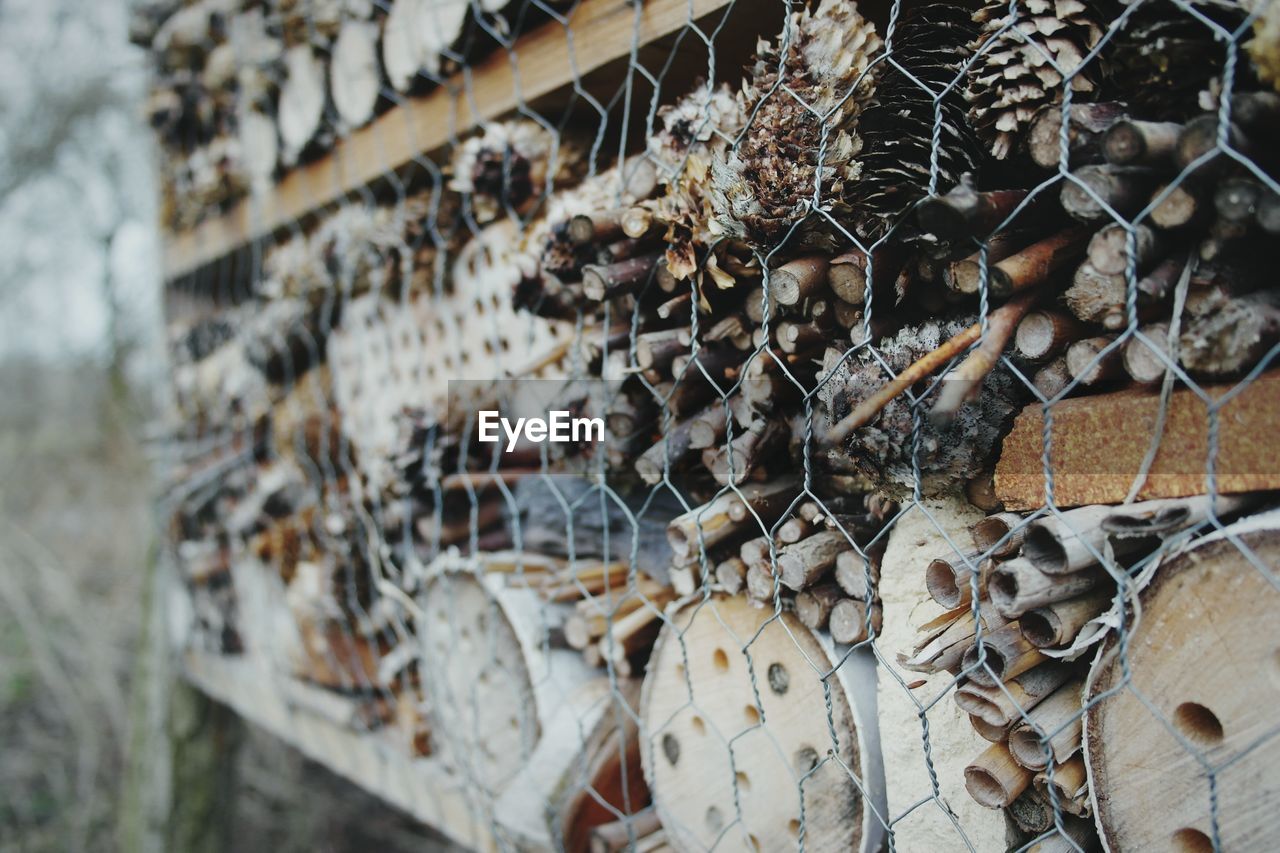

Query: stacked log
left=895, top=495, right=1254, bottom=847
left=136, top=0, right=568, bottom=228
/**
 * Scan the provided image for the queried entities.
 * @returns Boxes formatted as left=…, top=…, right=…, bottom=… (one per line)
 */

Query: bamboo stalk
left=962, top=621, right=1047, bottom=687
left=924, top=553, right=980, bottom=610
left=971, top=511, right=1026, bottom=559
left=965, top=741, right=1033, bottom=808
left=988, top=559, right=1104, bottom=619
left=1006, top=679, right=1085, bottom=770
left=1019, top=589, right=1112, bottom=648
left=954, top=662, right=1073, bottom=728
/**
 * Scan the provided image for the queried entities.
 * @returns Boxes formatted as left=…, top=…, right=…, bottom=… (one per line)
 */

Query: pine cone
left=966, top=0, right=1119, bottom=159
left=710, top=0, right=881, bottom=251
left=1106, top=1, right=1250, bottom=119
left=819, top=316, right=1029, bottom=497
left=449, top=120, right=585, bottom=224
left=849, top=4, right=981, bottom=241
left=647, top=81, right=747, bottom=279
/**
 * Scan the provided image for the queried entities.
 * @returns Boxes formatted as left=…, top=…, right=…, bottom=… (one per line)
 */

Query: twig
left=826, top=292, right=1036, bottom=444
left=930, top=291, right=1039, bottom=423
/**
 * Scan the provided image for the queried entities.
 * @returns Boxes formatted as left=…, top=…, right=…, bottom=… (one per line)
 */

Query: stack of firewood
left=896, top=494, right=1257, bottom=847
left=137, top=0, right=571, bottom=228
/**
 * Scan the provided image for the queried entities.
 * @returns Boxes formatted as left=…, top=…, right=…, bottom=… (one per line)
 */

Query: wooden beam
left=162, top=0, right=733, bottom=280
left=994, top=373, right=1280, bottom=510
left=183, top=652, right=497, bottom=851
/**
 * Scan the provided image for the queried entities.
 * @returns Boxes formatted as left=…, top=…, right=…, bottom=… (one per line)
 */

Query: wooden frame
left=162, top=0, right=733, bottom=280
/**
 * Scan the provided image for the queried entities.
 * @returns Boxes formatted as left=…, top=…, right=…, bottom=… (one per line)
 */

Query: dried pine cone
left=710, top=0, right=881, bottom=252
left=648, top=81, right=747, bottom=279
left=849, top=4, right=981, bottom=241
left=966, top=0, right=1119, bottom=159
left=449, top=120, right=585, bottom=223
left=819, top=316, right=1029, bottom=497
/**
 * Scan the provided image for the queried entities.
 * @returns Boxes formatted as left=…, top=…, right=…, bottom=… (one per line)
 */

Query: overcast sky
left=0, top=0, right=161, bottom=366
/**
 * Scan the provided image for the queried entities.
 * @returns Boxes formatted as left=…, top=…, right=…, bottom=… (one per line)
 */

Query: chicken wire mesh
left=150, top=0, right=1280, bottom=850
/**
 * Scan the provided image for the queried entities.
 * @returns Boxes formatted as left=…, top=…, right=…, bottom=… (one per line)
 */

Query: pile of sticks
left=667, top=490, right=894, bottom=644
left=901, top=495, right=1251, bottom=846
left=136, top=0, right=566, bottom=228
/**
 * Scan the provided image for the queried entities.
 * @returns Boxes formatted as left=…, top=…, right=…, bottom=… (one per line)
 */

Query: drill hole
left=713, top=648, right=730, bottom=672
left=690, top=715, right=706, bottom=736
left=662, top=732, right=680, bottom=766
left=705, top=805, right=723, bottom=832
left=735, top=771, right=751, bottom=791
left=788, top=819, right=801, bottom=837
left=1171, top=827, right=1213, bottom=853
left=794, top=745, right=820, bottom=773
left=1173, top=702, right=1224, bottom=747
left=743, top=705, right=760, bottom=726
left=767, top=662, right=790, bottom=695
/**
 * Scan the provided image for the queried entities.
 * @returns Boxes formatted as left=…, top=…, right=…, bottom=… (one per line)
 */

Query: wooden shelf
left=183, top=652, right=498, bottom=851
left=162, top=0, right=733, bottom=281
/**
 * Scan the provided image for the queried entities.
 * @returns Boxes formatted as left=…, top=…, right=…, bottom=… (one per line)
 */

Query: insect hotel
left=145, top=0, right=1280, bottom=849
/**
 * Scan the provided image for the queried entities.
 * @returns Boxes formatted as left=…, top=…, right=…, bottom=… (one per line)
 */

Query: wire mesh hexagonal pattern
left=151, top=0, right=1280, bottom=850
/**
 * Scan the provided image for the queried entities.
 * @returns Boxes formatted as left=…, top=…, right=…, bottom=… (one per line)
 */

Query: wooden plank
left=162, top=0, right=732, bottom=280
left=183, top=652, right=498, bottom=851
left=994, top=373, right=1280, bottom=510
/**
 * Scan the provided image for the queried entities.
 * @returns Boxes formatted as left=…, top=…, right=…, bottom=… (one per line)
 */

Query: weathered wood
left=916, top=185, right=1030, bottom=243
left=1060, top=165, right=1155, bottom=222
left=828, top=598, right=882, bottom=645
left=777, top=530, right=849, bottom=591
left=1014, top=310, right=1085, bottom=363
left=1086, top=516, right=1280, bottom=851
left=834, top=549, right=876, bottom=600
left=1102, top=119, right=1182, bottom=167
left=713, top=557, right=747, bottom=595
left=995, top=381, right=1280, bottom=509
left=640, top=594, right=880, bottom=851
left=1064, top=335, right=1122, bottom=386
left=666, top=477, right=798, bottom=562
left=794, top=583, right=844, bottom=630
left=767, top=256, right=829, bottom=307
left=1027, top=102, right=1127, bottom=170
